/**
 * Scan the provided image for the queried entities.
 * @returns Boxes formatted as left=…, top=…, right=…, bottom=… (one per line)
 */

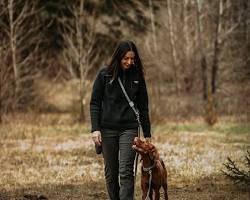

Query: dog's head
left=132, top=137, right=159, bottom=160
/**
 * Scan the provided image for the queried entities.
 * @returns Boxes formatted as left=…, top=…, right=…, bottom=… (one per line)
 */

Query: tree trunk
left=243, top=0, right=250, bottom=77
left=182, top=0, right=194, bottom=92
left=78, top=0, right=85, bottom=122
left=0, top=34, right=2, bottom=123
left=8, top=0, right=19, bottom=95
left=183, top=0, right=190, bottom=60
left=195, top=0, right=208, bottom=100
left=201, top=56, right=208, bottom=100
left=166, top=0, right=179, bottom=95
left=211, top=0, right=223, bottom=94
left=149, top=0, right=157, bottom=53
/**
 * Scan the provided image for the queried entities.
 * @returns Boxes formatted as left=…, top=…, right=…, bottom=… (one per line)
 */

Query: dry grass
left=0, top=114, right=250, bottom=200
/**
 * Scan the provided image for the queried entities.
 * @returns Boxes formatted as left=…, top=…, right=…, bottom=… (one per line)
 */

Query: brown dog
left=132, top=137, right=168, bottom=200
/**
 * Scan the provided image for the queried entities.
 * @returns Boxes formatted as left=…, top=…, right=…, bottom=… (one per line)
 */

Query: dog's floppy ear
left=149, top=151, right=154, bottom=160
left=148, top=145, right=154, bottom=160
left=148, top=145, right=159, bottom=161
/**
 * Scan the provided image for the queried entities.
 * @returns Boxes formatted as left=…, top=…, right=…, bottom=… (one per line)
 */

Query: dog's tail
left=160, top=158, right=167, bottom=174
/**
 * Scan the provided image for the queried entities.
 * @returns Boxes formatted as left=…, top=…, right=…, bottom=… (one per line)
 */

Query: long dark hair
left=107, top=40, right=144, bottom=80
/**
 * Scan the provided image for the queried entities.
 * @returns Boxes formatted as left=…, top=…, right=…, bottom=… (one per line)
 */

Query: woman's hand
left=145, top=137, right=151, bottom=143
left=92, top=131, right=102, bottom=146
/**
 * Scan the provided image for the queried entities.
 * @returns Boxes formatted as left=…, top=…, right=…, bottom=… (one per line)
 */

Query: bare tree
left=181, top=0, right=196, bottom=92
left=0, top=3, right=3, bottom=123
left=0, top=32, right=5, bottom=123
left=211, top=0, right=223, bottom=95
left=6, top=0, right=41, bottom=108
left=195, top=0, right=208, bottom=100
left=0, top=2, right=13, bottom=122
left=166, top=0, right=179, bottom=95
left=61, top=0, right=98, bottom=122
left=149, top=0, right=157, bottom=53
left=183, top=0, right=190, bottom=64
left=243, top=0, right=250, bottom=77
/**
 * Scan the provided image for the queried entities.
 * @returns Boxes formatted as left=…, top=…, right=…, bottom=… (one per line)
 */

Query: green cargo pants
left=101, top=128, right=138, bottom=200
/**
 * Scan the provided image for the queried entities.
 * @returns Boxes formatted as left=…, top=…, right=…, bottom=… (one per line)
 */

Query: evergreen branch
left=222, top=152, right=250, bottom=188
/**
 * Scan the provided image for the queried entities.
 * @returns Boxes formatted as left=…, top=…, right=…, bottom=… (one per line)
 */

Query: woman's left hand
left=92, top=131, right=102, bottom=146
left=145, top=137, right=151, bottom=143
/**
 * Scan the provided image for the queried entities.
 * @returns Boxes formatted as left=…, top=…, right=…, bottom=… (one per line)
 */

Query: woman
left=90, top=40, right=151, bottom=200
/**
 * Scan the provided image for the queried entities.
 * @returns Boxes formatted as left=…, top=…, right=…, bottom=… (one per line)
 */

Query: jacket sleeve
left=90, top=69, right=105, bottom=132
left=137, top=76, right=151, bottom=138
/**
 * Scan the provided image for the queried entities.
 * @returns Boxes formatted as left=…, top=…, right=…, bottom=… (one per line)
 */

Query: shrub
left=222, top=150, right=250, bottom=190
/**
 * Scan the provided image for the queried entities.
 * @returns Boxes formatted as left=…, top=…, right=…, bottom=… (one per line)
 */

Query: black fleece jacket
left=90, top=67, right=151, bottom=137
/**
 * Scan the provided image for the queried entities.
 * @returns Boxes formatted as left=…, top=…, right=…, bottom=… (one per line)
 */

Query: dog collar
left=142, top=161, right=156, bottom=172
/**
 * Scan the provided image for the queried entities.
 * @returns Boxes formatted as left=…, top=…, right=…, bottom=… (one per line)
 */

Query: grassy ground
left=0, top=114, right=249, bottom=200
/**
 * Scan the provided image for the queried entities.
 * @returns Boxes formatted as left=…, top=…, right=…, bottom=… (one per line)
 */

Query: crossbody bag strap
left=118, top=77, right=141, bottom=200
left=118, top=77, right=141, bottom=125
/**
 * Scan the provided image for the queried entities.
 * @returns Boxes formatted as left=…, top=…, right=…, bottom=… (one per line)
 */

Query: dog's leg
left=161, top=160, right=168, bottom=200
left=153, top=187, right=160, bottom=200
left=142, top=183, right=154, bottom=200
left=162, top=183, right=168, bottom=200
left=149, top=188, right=153, bottom=200
left=141, top=182, right=149, bottom=200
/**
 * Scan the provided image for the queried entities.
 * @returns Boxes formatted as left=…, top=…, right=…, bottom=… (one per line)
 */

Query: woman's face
left=120, top=51, right=135, bottom=71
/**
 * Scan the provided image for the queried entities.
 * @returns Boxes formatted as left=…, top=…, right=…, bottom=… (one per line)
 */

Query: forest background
left=0, top=0, right=250, bottom=200
left=1, top=0, right=249, bottom=123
